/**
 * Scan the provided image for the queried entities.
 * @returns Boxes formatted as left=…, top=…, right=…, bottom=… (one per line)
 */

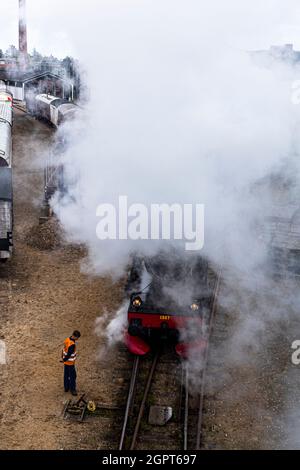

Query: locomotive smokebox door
left=148, top=406, right=173, bottom=426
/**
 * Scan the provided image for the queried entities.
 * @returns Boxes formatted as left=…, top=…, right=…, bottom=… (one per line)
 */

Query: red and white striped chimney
left=19, top=0, right=28, bottom=56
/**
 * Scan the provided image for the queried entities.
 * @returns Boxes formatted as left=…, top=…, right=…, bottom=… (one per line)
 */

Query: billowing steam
left=50, top=1, right=300, bottom=279
left=24, top=0, right=300, bottom=447
left=95, top=301, right=128, bottom=361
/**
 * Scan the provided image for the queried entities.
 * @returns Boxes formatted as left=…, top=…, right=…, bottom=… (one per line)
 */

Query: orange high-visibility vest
left=62, top=337, right=77, bottom=366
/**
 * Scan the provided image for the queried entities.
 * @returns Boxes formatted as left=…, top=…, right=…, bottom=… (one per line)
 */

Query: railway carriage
left=26, top=93, right=79, bottom=215
left=31, top=94, right=78, bottom=128
left=0, top=83, right=13, bottom=261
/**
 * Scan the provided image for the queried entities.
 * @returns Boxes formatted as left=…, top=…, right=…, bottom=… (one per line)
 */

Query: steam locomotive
left=0, top=82, right=13, bottom=262
left=125, top=252, right=214, bottom=358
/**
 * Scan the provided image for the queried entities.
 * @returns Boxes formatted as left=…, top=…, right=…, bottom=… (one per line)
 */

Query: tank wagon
left=0, top=82, right=13, bottom=262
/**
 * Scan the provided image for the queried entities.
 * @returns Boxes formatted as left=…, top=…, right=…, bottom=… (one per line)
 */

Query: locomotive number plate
left=160, top=315, right=170, bottom=320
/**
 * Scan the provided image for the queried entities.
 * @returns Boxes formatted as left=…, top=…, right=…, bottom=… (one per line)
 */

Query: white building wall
left=6, top=85, right=24, bottom=101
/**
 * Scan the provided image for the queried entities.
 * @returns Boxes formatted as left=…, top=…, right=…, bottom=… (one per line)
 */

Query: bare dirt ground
left=0, top=110, right=124, bottom=450
left=0, top=109, right=299, bottom=450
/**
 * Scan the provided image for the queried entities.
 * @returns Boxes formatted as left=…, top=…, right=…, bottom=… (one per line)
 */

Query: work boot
left=64, top=389, right=69, bottom=393
left=71, top=390, right=78, bottom=396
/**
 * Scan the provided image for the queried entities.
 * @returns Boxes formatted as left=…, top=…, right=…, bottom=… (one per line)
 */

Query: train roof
left=35, top=94, right=77, bottom=110
left=128, top=254, right=212, bottom=316
left=58, top=102, right=78, bottom=116
left=0, top=101, right=13, bottom=126
left=36, top=94, right=60, bottom=105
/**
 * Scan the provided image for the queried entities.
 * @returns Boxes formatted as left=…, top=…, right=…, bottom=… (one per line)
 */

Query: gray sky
left=2, top=1, right=300, bottom=59
left=1, top=0, right=75, bottom=58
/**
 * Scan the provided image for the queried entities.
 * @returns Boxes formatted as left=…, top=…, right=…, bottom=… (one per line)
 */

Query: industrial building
left=0, top=69, right=75, bottom=103
left=0, top=0, right=75, bottom=104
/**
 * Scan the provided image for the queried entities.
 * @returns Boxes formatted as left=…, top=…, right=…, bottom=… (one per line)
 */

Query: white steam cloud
left=51, top=1, right=300, bottom=278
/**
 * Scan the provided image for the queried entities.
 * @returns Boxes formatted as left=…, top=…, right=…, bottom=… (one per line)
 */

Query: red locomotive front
left=125, top=252, right=213, bottom=358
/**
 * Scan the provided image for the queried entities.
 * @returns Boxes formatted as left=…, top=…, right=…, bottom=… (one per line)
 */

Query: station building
left=0, top=68, right=75, bottom=104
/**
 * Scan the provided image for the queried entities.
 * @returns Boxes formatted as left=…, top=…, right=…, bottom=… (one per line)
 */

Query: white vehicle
left=0, top=82, right=13, bottom=262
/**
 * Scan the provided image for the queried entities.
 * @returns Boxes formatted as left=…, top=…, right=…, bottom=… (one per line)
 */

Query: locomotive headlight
left=190, top=302, right=199, bottom=311
left=132, top=296, right=142, bottom=307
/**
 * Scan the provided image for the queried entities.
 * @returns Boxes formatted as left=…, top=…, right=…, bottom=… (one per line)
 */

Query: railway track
left=13, top=103, right=27, bottom=113
left=119, top=349, right=182, bottom=450
left=118, top=270, right=222, bottom=451
left=185, top=270, right=221, bottom=450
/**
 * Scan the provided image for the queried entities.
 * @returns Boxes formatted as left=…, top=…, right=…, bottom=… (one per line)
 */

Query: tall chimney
left=19, top=0, right=28, bottom=57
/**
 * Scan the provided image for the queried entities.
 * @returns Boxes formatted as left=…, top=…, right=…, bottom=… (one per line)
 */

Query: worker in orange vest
left=61, top=331, right=81, bottom=396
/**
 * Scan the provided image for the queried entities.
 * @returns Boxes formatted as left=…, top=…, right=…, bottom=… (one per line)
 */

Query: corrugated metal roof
left=0, top=121, right=12, bottom=166
left=0, top=102, right=13, bottom=126
left=0, top=69, right=73, bottom=86
left=36, top=94, right=57, bottom=104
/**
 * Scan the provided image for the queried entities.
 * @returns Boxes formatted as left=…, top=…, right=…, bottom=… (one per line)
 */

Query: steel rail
left=130, top=350, right=160, bottom=450
left=195, top=270, right=222, bottom=450
left=119, top=355, right=140, bottom=450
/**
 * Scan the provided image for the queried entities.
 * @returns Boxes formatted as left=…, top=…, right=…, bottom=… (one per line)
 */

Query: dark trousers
left=64, top=365, right=77, bottom=392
